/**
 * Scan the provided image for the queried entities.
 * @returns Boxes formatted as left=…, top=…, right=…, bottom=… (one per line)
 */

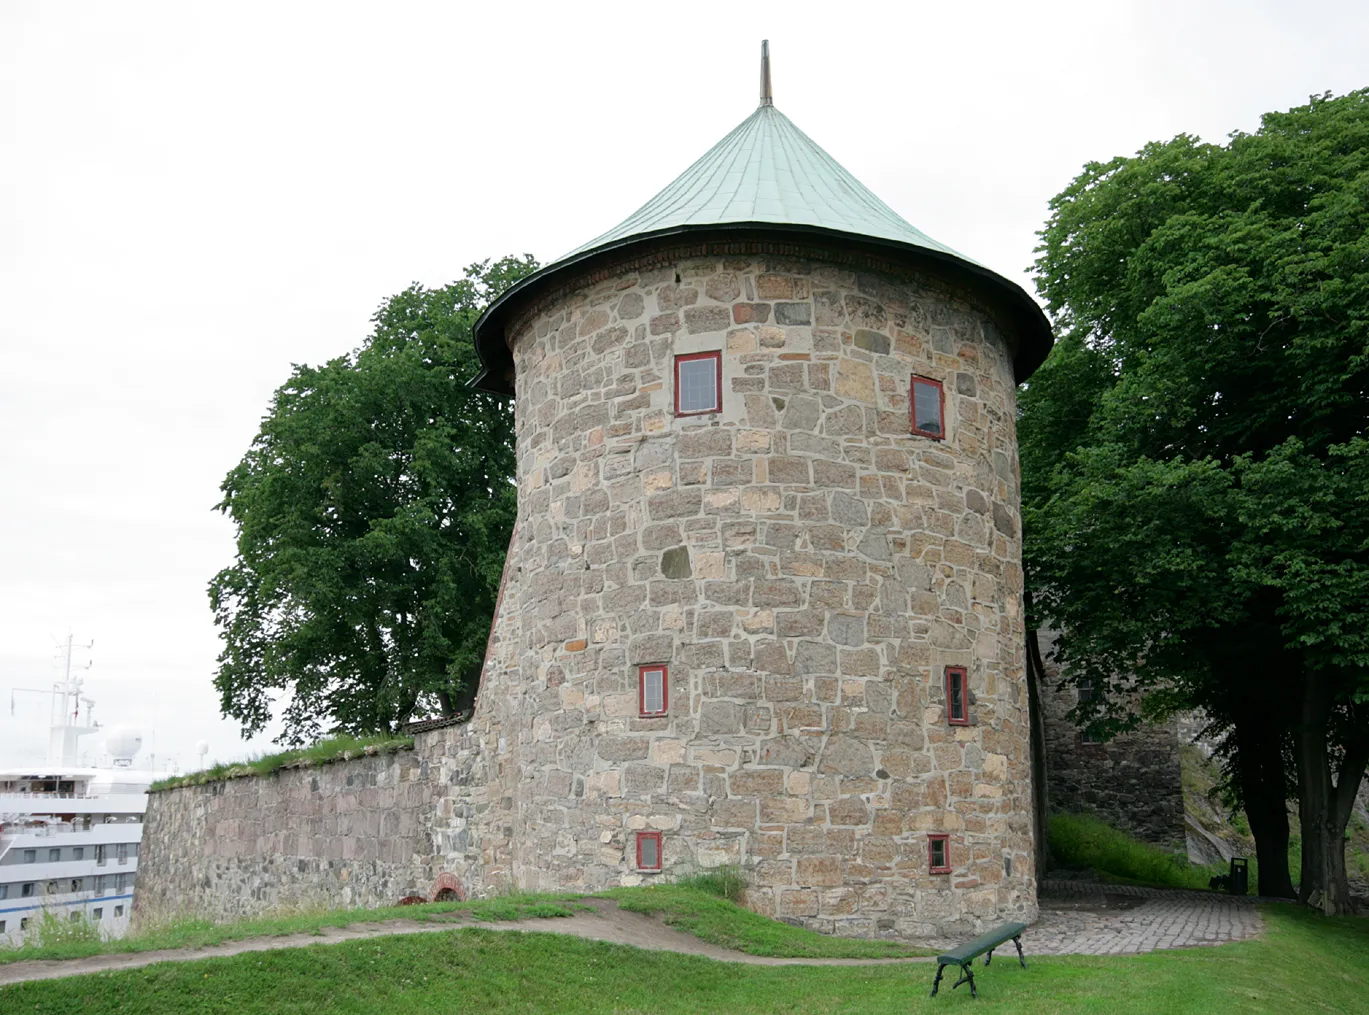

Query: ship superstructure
left=1, top=639, right=155, bottom=945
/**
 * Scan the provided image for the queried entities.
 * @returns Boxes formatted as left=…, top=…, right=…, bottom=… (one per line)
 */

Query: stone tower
left=465, top=44, right=1053, bottom=939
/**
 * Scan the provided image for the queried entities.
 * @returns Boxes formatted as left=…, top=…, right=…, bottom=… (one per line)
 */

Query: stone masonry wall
left=134, top=740, right=486, bottom=924
left=1037, top=630, right=1185, bottom=848
left=481, top=248, right=1038, bottom=939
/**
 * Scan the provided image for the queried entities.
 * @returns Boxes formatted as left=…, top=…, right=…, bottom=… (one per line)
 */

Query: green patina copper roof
left=563, top=103, right=969, bottom=264
left=471, top=43, right=1052, bottom=394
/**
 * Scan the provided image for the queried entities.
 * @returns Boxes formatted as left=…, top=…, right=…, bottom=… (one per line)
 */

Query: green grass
left=0, top=893, right=579, bottom=965
left=0, top=882, right=919, bottom=966
left=149, top=734, right=415, bottom=791
left=1049, top=812, right=1220, bottom=890
left=5, top=905, right=1366, bottom=1013
left=601, top=883, right=933, bottom=959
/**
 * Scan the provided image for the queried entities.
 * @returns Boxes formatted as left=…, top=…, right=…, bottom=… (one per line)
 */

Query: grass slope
left=0, top=894, right=580, bottom=966
left=6, top=906, right=1366, bottom=1014
left=149, top=734, right=414, bottom=792
left=1049, top=812, right=1225, bottom=890
left=0, top=884, right=922, bottom=966
left=603, top=884, right=929, bottom=958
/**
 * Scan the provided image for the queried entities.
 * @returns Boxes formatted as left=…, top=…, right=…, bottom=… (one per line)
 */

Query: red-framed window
left=675, top=351, right=722, bottom=416
left=910, top=375, right=945, bottom=439
left=639, top=664, right=668, bottom=717
left=928, top=834, right=951, bottom=874
left=636, top=830, right=663, bottom=871
left=945, top=666, right=969, bottom=726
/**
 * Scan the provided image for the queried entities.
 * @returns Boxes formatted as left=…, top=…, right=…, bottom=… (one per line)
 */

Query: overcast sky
left=2, top=0, right=1365, bottom=772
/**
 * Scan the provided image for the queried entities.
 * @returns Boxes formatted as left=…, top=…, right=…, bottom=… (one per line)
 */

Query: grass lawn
left=602, top=883, right=929, bottom=958
left=0, top=884, right=925, bottom=966
left=0, top=893, right=583, bottom=966
left=4, top=905, right=1366, bottom=1014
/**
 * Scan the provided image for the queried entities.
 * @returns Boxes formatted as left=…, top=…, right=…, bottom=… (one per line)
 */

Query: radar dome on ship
left=105, top=727, right=144, bottom=762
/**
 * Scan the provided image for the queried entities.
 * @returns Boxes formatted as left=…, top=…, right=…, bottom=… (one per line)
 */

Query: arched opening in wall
left=431, top=873, right=465, bottom=903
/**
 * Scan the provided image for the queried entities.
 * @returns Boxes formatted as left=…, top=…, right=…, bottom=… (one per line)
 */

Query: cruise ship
left=0, top=666, right=155, bottom=946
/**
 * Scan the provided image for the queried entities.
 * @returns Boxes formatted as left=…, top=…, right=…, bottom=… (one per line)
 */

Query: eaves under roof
left=471, top=47, right=1052, bottom=395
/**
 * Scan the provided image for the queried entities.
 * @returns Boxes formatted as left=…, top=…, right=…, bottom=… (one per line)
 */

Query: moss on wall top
left=149, top=734, right=415, bottom=792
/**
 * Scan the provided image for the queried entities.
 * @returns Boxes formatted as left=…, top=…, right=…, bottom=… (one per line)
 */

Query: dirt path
left=0, top=902, right=934, bottom=987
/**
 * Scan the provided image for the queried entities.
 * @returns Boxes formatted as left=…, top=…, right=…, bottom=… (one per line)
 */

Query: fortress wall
left=1037, top=631, right=1185, bottom=848
left=483, top=250, right=1038, bottom=938
left=134, top=734, right=489, bottom=925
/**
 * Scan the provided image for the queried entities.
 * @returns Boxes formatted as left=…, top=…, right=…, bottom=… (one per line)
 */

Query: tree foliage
left=1022, top=91, right=1369, bottom=909
left=210, top=256, right=536, bottom=745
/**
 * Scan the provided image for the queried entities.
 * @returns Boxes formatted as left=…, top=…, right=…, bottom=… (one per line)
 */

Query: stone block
left=684, top=305, right=732, bottom=334
left=698, top=700, right=744, bottom=734
left=795, top=856, right=843, bottom=887
left=756, top=274, right=794, bottom=300
left=777, top=888, right=820, bottom=917
left=705, top=272, right=741, bottom=303
left=854, top=329, right=891, bottom=354
left=819, top=736, right=875, bottom=776
left=733, top=302, right=771, bottom=324
left=649, top=489, right=703, bottom=520
left=752, top=579, right=801, bottom=607
left=793, top=640, right=838, bottom=676
left=679, top=429, right=733, bottom=458
left=629, top=633, right=674, bottom=664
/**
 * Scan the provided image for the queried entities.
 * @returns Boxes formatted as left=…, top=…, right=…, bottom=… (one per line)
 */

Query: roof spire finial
left=760, top=40, right=773, bottom=107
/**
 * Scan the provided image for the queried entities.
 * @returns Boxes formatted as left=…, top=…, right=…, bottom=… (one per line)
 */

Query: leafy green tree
left=1023, top=91, right=1369, bottom=911
left=210, top=256, right=536, bottom=745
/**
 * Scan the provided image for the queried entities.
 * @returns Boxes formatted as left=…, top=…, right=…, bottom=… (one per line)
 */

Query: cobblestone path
left=1030, top=880, right=1266, bottom=955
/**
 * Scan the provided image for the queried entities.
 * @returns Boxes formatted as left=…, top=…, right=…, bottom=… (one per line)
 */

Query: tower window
left=675, top=351, right=722, bottom=415
left=639, top=664, right=668, bottom=717
left=636, top=831, right=663, bottom=872
left=910, top=376, right=945, bottom=439
left=945, top=666, right=969, bottom=726
left=929, top=834, right=951, bottom=874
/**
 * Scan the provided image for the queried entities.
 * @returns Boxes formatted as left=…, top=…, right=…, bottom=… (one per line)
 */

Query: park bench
left=930, top=921, right=1027, bottom=999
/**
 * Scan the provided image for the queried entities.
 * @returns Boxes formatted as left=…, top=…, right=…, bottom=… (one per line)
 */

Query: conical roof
left=471, top=48, right=1051, bottom=394
left=562, top=103, right=967, bottom=263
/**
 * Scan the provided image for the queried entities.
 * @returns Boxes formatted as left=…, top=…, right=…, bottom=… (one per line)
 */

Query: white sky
left=2, top=0, right=1366, bottom=772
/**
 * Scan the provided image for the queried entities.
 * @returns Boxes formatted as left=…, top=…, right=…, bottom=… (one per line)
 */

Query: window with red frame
left=910, top=375, right=945, bottom=439
left=639, top=664, right=668, bottom=717
left=928, top=834, right=950, bottom=874
left=636, top=830, right=663, bottom=871
left=945, top=666, right=969, bottom=726
left=675, top=351, right=722, bottom=416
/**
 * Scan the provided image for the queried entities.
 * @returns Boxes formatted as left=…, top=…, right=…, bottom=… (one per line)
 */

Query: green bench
left=930, top=921, right=1027, bottom=999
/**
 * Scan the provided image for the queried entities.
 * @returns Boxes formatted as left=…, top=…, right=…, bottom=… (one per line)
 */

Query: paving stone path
left=1030, top=880, right=1266, bottom=955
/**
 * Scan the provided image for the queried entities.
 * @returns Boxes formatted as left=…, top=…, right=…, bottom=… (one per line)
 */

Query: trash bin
left=1229, top=857, right=1249, bottom=896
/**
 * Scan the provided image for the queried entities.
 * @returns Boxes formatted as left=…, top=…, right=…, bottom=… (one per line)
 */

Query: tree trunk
left=1026, top=627, right=1051, bottom=879
left=1231, top=710, right=1296, bottom=898
left=1293, top=677, right=1368, bottom=915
